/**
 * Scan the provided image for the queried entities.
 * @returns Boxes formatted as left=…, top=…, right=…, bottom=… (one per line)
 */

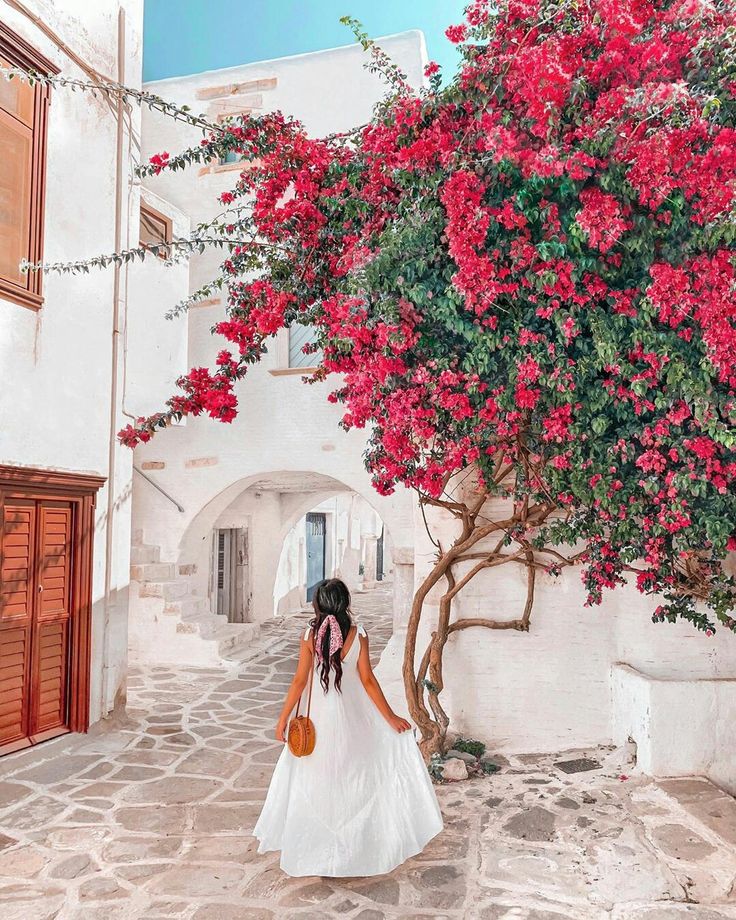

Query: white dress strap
left=303, top=625, right=312, bottom=640
left=356, top=623, right=367, bottom=638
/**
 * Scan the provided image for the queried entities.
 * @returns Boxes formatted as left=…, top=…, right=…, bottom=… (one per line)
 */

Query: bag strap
left=295, top=626, right=315, bottom=719
left=305, top=646, right=314, bottom=719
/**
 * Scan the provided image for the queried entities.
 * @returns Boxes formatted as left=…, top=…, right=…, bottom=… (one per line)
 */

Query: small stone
left=119, top=776, right=221, bottom=805
left=13, top=755, right=100, bottom=785
left=651, top=823, right=717, bottom=861
left=553, top=757, right=601, bottom=774
left=113, top=805, right=188, bottom=834
left=279, top=880, right=336, bottom=907
left=174, top=749, right=243, bottom=778
left=413, top=864, right=466, bottom=909
left=50, top=854, right=93, bottom=879
left=192, top=908, right=273, bottom=920
left=78, top=877, right=124, bottom=901
left=117, top=862, right=167, bottom=881
left=503, top=806, right=557, bottom=842
left=66, top=808, right=106, bottom=825
left=0, top=782, right=33, bottom=809
left=349, top=878, right=400, bottom=906
left=148, top=864, right=244, bottom=896
left=446, top=749, right=477, bottom=763
left=442, top=758, right=468, bottom=781
left=0, top=847, right=46, bottom=878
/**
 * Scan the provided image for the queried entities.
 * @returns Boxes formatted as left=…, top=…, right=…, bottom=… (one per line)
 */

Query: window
left=219, top=150, right=241, bottom=166
left=289, top=324, right=323, bottom=369
left=0, top=23, right=57, bottom=310
left=215, top=112, right=247, bottom=166
left=139, top=201, right=172, bottom=257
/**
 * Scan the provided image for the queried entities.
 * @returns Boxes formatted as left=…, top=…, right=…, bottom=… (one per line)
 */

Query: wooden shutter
left=0, top=25, right=58, bottom=309
left=31, top=501, right=72, bottom=735
left=0, top=466, right=103, bottom=758
left=0, top=500, right=35, bottom=747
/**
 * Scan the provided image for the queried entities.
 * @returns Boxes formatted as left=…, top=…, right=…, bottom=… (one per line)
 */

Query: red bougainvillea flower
left=121, top=0, right=736, bottom=636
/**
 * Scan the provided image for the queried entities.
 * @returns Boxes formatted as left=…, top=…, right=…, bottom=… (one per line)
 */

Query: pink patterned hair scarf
left=314, top=614, right=345, bottom=665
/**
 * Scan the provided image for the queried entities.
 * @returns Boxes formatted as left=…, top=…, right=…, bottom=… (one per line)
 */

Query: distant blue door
left=376, top=526, right=384, bottom=582
left=306, top=512, right=326, bottom=602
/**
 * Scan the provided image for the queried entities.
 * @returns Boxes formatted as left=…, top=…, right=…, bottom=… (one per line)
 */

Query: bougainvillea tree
left=12, top=0, right=736, bottom=756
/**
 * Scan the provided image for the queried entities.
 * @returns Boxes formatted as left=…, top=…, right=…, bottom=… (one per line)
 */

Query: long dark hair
left=310, top=578, right=352, bottom=694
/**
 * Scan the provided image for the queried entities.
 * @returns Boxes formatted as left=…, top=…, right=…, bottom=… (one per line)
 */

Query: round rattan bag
left=287, top=660, right=316, bottom=757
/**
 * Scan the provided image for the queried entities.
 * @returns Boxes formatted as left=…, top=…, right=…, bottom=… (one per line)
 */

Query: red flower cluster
left=121, top=0, right=736, bottom=634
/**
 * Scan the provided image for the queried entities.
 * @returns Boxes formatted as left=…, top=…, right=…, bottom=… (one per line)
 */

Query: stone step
left=186, top=613, right=231, bottom=640
left=129, top=544, right=161, bottom=565
left=217, top=622, right=260, bottom=658
left=168, top=596, right=210, bottom=619
left=130, top=562, right=175, bottom=583
left=656, top=777, right=736, bottom=849
left=139, top=580, right=190, bottom=600
left=174, top=615, right=259, bottom=656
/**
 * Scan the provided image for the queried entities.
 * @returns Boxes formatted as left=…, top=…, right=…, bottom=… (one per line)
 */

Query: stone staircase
left=129, top=538, right=260, bottom=667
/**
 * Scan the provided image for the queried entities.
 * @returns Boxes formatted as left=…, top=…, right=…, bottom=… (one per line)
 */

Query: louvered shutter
left=0, top=500, right=35, bottom=747
left=31, top=501, right=72, bottom=735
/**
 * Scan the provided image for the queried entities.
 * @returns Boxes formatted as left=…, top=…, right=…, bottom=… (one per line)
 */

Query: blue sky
left=143, top=0, right=467, bottom=82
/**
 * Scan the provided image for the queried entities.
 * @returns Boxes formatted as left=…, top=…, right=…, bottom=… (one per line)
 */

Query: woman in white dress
left=253, top=578, right=443, bottom=877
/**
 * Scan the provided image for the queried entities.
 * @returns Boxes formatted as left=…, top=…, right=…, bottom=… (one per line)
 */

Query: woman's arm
left=274, top=633, right=314, bottom=742
left=357, top=633, right=411, bottom=733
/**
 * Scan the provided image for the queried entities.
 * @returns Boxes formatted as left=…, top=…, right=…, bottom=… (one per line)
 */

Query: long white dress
left=252, top=622, right=444, bottom=877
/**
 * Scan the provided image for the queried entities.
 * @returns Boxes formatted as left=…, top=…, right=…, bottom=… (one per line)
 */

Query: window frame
left=0, top=22, right=58, bottom=311
left=139, top=200, right=173, bottom=259
left=288, top=323, right=323, bottom=369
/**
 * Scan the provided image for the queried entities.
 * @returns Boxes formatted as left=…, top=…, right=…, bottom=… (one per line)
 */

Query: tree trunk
left=403, top=490, right=554, bottom=763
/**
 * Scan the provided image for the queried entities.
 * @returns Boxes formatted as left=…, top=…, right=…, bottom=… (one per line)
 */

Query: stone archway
left=129, top=467, right=414, bottom=667
left=183, top=470, right=397, bottom=624
left=272, top=487, right=390, bottom=617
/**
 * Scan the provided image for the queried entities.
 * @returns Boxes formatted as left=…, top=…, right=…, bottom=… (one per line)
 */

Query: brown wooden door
left=0, top=498, right=74, bottom=752
left=0, top=499, right=35, bottom=749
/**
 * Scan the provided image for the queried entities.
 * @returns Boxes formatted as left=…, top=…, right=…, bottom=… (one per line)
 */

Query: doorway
left=0, top=467, right=101, bottom=756
left=213, top=527, right=251, bottom=622
left=305, top=512, right=326, bottom=602
left=376, top=525, right=384, bottom=582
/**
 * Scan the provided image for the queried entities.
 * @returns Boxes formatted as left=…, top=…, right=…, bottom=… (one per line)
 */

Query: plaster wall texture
left=0, top=0, right=184, bottom=724
left=129, top=34, right=426, bottom=646
left=613, top=664, right=736, bottom=795
left=376, top=488, right=736, bottom=764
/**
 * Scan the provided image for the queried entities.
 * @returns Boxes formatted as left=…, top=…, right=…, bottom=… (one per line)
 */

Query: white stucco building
left=0, top=0, right=187, bottom=755
left=375, top=487, right=736, bottom=793
left=1, top=2, right=734, bottom=797
left=127, top=35, right=425, bottom=668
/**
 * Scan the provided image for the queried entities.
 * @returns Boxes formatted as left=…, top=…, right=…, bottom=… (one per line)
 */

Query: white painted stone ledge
left=612, top=663, right=736, bottom=795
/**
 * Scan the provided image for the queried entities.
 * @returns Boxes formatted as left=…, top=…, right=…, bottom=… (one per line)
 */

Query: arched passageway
left=129, top=467, right=412, bottom=667
left=274, top=491, right=391, bottom=616
left=202, top=471, right=392, bottom=622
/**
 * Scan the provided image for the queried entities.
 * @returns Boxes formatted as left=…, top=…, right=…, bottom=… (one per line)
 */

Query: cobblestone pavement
left=1, top=584, right=736, bottom=920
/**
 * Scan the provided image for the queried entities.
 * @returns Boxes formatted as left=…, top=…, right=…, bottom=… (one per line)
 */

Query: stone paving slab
left=1, top=584, right=735, bottom=919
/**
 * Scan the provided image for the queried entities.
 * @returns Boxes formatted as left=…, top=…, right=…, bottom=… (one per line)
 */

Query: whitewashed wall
left=125, top=187, right=190, bottom=420
left=0, top=0, right=188, bottom=724
left=130, top=34, right=425, bottom=636
left=376, top=484, right=736, bottom=770
left=274, top=492, right=388, bottom=615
